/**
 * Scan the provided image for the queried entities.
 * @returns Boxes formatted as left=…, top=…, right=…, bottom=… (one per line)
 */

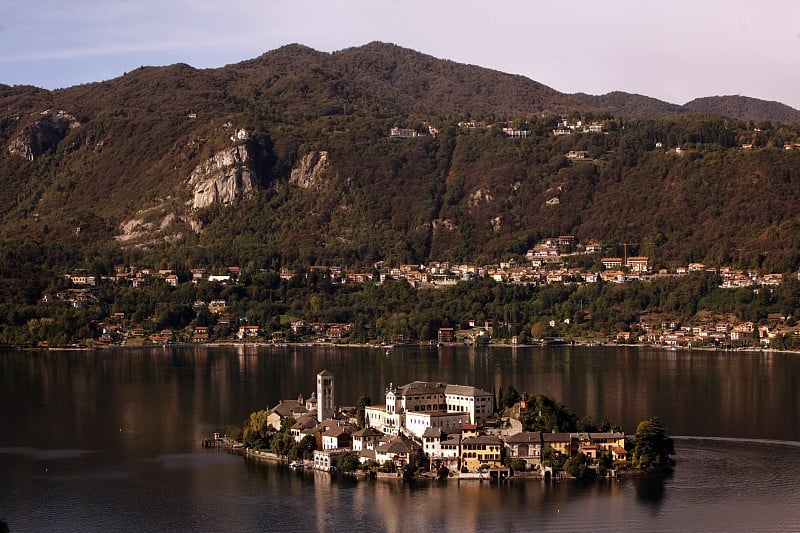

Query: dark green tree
left=280, top=416, right=296, bottom=433
left=564, top=452, right=595, bottom=479
left=242, top=409, right=272, bottom=450
left=297, top=434, right=317, bottom=459
left=338, top=450, right=361, bottom=473
left=270, top=431, right=295, bottom=458
left=508, top=458, right=527, bottom=472
left=631, top=416, right=675, bottom=471
left=499, top=385, right=521, bottom=409
left=355, top=394, right=372, bottom=428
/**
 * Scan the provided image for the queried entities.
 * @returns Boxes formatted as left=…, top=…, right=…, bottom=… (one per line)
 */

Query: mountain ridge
left=4, top=41, right=799, bottom=123
left=1, top=41, right=800, bottom=282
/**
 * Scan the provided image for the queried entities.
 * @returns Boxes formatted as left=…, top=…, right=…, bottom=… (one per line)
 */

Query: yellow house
left=542, top=432, right=576, bottom=457
left=581, top=432, right=626, bottom=453
left=461, top=435, right=503, bottom=471
left=574, top=432, right=627, bottom=462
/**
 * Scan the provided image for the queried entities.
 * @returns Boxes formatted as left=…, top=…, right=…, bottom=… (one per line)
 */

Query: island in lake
left=215, top=370, right=675, bottom=481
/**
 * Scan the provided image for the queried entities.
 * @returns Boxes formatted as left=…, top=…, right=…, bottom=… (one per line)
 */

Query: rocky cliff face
left=289, top=150, right=331, bottom=188
left=7, top=111, right=79, bottom=160
left=187, top=144, right=255, bottom=209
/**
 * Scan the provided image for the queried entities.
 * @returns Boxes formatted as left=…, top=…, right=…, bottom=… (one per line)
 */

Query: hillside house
left=503, top=128, right=530, bottom=138
left=208, top=300, right=226, bottom=313
left=626, top=256, right=650, bottom=273
left=566, top=150, right=589, bottom=159
left=192, top=327, right=209, bottom=342
left=66, top=274, right=96, bottom=286
left=236, top=325, right=259, bottom=339
left=390, top=127, right=418, bottom=138
left=438, top=327, right=455, bottom=343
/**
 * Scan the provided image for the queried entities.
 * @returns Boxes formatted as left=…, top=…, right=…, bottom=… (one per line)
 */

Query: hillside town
left=238, top=370, right=630, bottom=480
left=47, top=234, right=799, bottom=349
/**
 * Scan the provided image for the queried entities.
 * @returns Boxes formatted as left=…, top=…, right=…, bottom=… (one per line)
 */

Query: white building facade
left=365, top=381, right=494, bottom=435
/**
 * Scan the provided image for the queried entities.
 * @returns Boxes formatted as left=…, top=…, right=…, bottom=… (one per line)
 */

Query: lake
left=2, top=345, right=799, bottom=531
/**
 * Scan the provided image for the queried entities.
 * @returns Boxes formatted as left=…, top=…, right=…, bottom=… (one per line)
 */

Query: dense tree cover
left=337, top=450, right=361, bottom=473
left=564, top=452, right=595, bottom=479
left=519, top=393, right=601, bottom=433
left=3, top=267, right=800, bottom=347
left=237, top=410, right=316, bottom=461
left=631, top=416, right=675, bottom=471
left=241, top=409, right=272, bottom=450
left=507, top=458, right=528, bottom=472
left=498, top=385, right=521, bottom=409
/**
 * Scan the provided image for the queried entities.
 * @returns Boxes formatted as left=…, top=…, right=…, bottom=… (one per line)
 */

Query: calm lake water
left=2, top=345, right=800, bottom=532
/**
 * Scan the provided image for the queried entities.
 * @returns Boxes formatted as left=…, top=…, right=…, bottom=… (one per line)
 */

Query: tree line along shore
left=6, top=264, right=800, bottom=351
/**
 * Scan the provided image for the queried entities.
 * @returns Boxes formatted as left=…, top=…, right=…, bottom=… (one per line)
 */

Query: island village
left=219, top=369, right=634, bottom=481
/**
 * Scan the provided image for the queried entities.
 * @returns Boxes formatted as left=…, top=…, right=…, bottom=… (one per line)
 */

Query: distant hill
left=683, top=95, right=800, bottom=124
left=1, top=41, right=800, bottom=284
left=570, top=91, right=684, bottom=118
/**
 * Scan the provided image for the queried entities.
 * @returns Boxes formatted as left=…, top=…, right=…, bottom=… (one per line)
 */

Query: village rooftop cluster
left=49, top=233, right=796, bottom=348
left=250, top=370, right=628, bottom=479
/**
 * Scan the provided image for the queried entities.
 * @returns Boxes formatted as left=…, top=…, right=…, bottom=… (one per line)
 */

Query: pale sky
left=2, top=0, right=799, bottom=109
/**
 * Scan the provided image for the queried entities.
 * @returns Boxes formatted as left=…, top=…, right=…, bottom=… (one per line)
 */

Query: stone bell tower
left=316, top=370, right=334, bottom=422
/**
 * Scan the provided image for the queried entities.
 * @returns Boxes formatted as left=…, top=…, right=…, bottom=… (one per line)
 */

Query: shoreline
left=220, top=440, right=653, bottom=482
left=4, top=340, right=797, bottom=356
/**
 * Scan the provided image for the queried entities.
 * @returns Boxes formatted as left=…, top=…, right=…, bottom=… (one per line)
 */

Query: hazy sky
left=2, top=0, right=799, bottom=109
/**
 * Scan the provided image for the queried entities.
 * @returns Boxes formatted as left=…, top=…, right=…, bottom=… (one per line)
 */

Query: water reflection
left=2, top=347, right=800, bottom=532
left=633, top=474, right=670, bottom=513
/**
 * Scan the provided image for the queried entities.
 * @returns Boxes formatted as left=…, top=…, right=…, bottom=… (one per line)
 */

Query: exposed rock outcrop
left=187, top=144, right=254, bottom=209
left=115, top=203, right=185, bottom=246
left=289, top=150, right=331, bottom=188
left=7, top=111, right=79, bottom=160
left=468, top=188, right=493, bottom=207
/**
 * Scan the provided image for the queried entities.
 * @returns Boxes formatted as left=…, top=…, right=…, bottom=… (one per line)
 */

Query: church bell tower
left=316, top=370, right=334, bottom=422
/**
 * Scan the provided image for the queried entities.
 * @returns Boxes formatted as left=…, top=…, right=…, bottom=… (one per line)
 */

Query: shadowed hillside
left=1, top=41, right=800, bottom=284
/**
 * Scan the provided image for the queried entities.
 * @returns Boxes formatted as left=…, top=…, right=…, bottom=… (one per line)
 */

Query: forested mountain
left=683, top=95, right=800, bottom=124
left=2, top=41, right=800, bottom=295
